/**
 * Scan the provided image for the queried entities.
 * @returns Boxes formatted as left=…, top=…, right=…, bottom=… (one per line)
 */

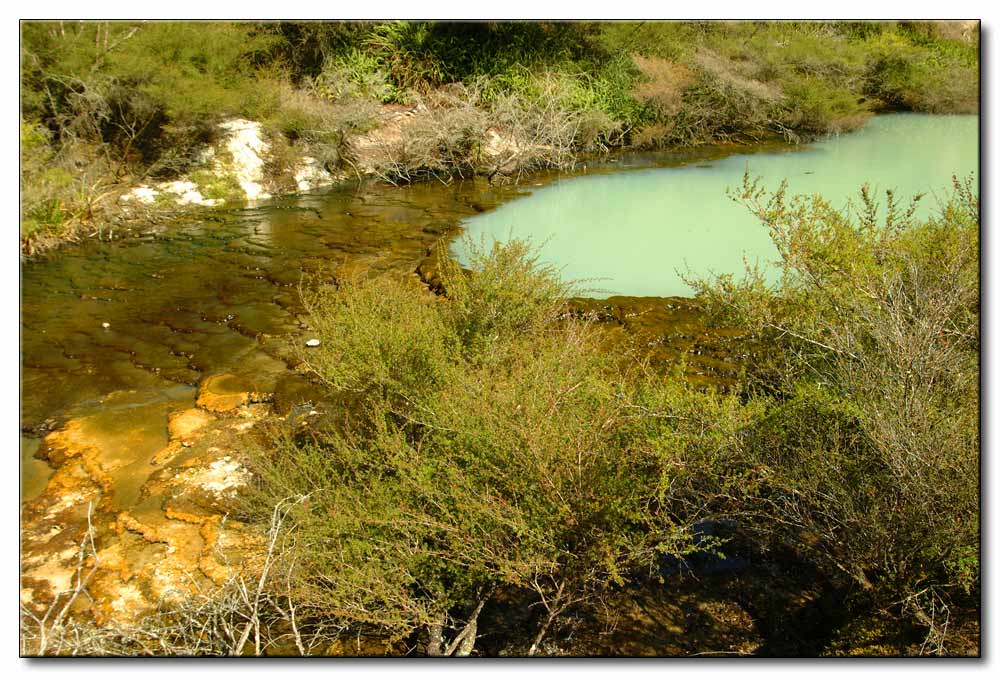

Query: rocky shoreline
left=20, top=374, right=273, bottom=626
left=21, top=100, right=562, bottom=259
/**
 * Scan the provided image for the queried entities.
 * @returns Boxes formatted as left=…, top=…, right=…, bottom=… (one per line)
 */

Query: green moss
left=189, top=167, right=243, bottom=202
left=178, top=146, right=245, bottom=202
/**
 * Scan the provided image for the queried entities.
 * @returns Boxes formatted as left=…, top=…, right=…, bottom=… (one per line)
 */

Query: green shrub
left=19, top=119, right=115, bottom=244
left=298, top=273, right=460, bottom=406
left=691, top=173, right=979, bottom=651
left=312, top=49, right=401, bottom=103
left=243, top=240, right=748, bottom=655
left=778, top=77, right=871, bottom=136
left=610, top=21, right=976, bottom=146
left=437, top=237, right=569, bottom=359
left=863, top=31, right=978, bottom=113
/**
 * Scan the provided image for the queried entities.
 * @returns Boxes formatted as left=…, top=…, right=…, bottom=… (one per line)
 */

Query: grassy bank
left=20, top=20, right=978, bottom=253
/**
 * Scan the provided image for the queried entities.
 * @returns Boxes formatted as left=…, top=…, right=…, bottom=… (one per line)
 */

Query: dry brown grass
left=20, top=498, right=337, bottom=657
left=358, top=75, right=621, bottom=184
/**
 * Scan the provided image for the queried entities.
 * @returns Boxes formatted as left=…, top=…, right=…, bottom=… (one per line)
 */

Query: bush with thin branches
left=242, top=238, right=753, bottom=656
left=690, top=173, right=979, bottom=653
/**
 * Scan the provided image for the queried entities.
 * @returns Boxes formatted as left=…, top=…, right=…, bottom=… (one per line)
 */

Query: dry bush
left=486, top=72, right=620, bottom=175
left=631, top=56, right=696, bottom=116
left=643, top=48, right=783, bottom=147
left=630, top=121, right=677, bottom=148
left=373, top=83, right=490, bottom=183
left=20, top=498, right=340, bottom=657
left=364, top=75, right=620, bottom=184
left=692, top=49, right=783, bottom=105
left=268, top=81, right=380, bottom=175
left=904, top=20, right=978, bottom=44
left=20, top=122, right=122, bottom=252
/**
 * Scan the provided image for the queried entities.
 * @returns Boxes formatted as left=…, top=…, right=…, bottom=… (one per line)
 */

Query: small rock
left=305, top=338, right=321, bottom=348
left=101, top=322, right=111, bottom=329
left=196, top=374, right=251, bottom=413
left=168, top=408, right=215, bottom=441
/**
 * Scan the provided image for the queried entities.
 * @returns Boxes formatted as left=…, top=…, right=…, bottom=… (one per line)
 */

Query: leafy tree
left=21, top=21, right=281, bottom=171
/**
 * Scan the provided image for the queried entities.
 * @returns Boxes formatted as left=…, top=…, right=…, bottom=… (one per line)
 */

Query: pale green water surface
left=456, top=114, right=978, bottom=297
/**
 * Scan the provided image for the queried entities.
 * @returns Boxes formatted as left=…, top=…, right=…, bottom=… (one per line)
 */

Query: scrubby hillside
left=20, top=20, right=979, bottom=253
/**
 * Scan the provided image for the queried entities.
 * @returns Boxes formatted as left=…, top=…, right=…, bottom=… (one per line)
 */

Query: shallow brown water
left=20, top=180, right=524, bottom=428
left=21, top=143, right=783, bottom=443
left=19, top=178, right=539, bottom=505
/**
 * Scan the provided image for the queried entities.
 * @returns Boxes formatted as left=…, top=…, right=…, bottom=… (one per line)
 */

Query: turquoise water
left=456, top=114, right=979, bottom=297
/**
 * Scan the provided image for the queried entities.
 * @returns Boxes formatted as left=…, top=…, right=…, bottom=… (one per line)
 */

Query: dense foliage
left=242, top=240, right=756, bottom=655
left=240, top=175, right=979, bottom=655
